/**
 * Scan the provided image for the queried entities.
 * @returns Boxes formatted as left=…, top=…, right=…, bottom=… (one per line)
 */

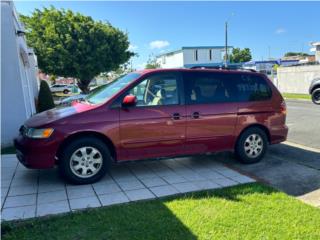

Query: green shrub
left=37, top=80, right=55, bottom=112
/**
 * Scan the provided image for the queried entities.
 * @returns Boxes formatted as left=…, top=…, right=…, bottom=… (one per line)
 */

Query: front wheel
left=311, top=88, right=320, bottom=105
left=59, top=137, right=110, bottom=184
left=63, top=89, right=70, bottom=94
left=235, top=127, right=268, bottom=164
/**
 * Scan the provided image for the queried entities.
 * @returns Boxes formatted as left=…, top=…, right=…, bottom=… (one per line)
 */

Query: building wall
left=1, top=1, right=38, bottom=146
left=157, top=51, right=183, bottom=68
left=316, top=45, right=320, bottom=62
left=277, top=65, right=320, bottom=94
left=157, top=48, right=225, bottom=68
left=183, top=48, right=223, bottom=65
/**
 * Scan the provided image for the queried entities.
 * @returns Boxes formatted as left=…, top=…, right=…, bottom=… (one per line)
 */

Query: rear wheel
left=63, top=89, right=69, bottom=94
left=235, top=127, right=268, bottom=164
left=59, top=137, right=110, bottom=184
left=311, top=88, right=320, bottom=105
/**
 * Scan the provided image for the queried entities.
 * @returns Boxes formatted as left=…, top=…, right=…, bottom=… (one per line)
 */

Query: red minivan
left=14, top=69, right=288, bottom=184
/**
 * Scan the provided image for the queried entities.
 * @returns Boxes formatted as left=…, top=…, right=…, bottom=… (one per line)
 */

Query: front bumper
left=14, top=135, right=59, bottom=169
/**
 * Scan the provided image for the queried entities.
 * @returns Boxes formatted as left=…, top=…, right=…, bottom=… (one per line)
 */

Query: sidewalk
left=1, top=154, right=254, bottom=221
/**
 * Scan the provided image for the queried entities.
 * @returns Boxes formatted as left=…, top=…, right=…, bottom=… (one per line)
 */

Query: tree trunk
left=77, top=79, right=90, bottom=94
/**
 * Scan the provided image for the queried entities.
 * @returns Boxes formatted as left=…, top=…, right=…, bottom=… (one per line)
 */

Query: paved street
left=222, top=99, right=320, bottom=207
left=286, top=99, right=320, bottom=149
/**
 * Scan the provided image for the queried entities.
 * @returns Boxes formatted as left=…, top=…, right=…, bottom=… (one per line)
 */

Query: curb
left=283, top=141, right=320, bottom=153
left=284, top=98, right=311, bottom=102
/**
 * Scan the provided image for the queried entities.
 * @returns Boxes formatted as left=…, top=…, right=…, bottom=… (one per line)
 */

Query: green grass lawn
left=1, top=146, right=16, bottom=155
left=282, top=92, right=311, bottom=100
left=2, top=183, right=320, bottom=240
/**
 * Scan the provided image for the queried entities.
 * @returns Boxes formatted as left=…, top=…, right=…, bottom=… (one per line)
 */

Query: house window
left=162, top=56, right=166, bottom=64
left=194, top=50, right=198, bottom=61
left=209, top=49, right=212, bottom=60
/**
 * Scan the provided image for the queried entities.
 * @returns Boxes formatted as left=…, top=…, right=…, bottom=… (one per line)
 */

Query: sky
left=15, top=1, right=320, bottom=69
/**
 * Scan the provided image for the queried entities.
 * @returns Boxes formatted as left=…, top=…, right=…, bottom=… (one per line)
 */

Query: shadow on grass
left=1, top=183, right=278, bottom=240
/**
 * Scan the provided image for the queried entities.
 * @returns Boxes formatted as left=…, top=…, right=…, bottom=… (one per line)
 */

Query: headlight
left=26, top=128, right=54, bottom=139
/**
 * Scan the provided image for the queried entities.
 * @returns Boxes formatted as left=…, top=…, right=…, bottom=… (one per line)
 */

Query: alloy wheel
left=69, top=146, right=103, bottom=178
left=244, top=134, right=263, bottom=158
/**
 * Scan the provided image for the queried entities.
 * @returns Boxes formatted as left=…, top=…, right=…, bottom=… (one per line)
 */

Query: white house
left=156, top=46, right=233, bottom=68
left=1, top=1, right=39, bottom=146
left=310, top=42, right=320, bottom=63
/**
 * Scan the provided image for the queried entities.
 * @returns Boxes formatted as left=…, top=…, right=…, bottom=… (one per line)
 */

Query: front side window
left=128, top=74, right=179, bottom=106
left=86, top=73, right=141, bottom=104
left=184, top=72, right=231, bottom=104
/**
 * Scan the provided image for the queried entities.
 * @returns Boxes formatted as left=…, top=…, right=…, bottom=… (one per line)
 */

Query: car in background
left=59, top=84, right=107, bottom=106
left=60, top=93, right=87, bottom=106
left=309, top=78, right=320, bottom=105
left=50, top=84, right=73, bottom=94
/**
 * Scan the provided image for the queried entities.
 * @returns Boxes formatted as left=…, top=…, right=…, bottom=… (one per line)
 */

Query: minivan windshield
left=86, top=73, right=141, bottom=104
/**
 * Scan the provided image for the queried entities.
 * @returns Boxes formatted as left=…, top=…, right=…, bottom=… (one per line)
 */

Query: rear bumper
left=14, top=135, right=59, bottom=169
left=270, top=125, right=288, bottom=144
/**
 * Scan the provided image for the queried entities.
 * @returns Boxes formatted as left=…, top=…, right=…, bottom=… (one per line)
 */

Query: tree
left=284, top=52, right=309, bottom=57
left=145, top=57, right=160, bottom=69
left=20, top=7, right=134, bottom=93
left=38, top=80, right=55, bottom=112
left=229, top=48, right=252, bottom=63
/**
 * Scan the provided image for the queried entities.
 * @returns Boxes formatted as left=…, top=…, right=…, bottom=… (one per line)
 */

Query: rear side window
left=232, top=74, right=272, bottom=102
left=183, top=72, right=272, bottom=104
left=183, top=72, right=232, bottom=104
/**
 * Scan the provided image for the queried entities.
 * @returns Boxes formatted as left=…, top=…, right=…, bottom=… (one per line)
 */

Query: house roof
left=157, top=46, right=234, bottom=57
left=243, top=59, right=300, bottom=65
left=311, top=42, right=320, bottom=46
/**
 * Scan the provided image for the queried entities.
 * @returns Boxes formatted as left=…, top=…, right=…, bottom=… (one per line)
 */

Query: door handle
left=191, top=112, right=200, bottom=119
left=172, top=113, right=181, bottom=120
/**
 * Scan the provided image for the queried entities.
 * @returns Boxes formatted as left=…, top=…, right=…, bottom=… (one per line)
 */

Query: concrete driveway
left=1, top=154, right=254, bottom=221
left=222, top=100, right=320, bottom=207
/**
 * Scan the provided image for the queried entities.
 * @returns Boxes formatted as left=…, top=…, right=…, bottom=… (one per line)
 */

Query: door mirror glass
left=122, top=95, right=137, bottom=107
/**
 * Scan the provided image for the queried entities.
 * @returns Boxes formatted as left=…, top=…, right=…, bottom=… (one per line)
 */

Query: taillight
left=280, top=100, right=287, bottom=115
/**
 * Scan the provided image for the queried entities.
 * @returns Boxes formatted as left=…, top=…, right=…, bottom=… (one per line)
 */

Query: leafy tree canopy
left=20, top=7, right=134, bottom=92
left=284, top=52, right=309, bottom=57
left=229, top=48, right=252, bottom=63
left=145, top=57, right=160, bottom=69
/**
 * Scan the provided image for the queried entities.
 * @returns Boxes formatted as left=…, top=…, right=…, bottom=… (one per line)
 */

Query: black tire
left=235, top=127, right=268, bottom=164
left=58, top=137, right=110, bottom=184
left=311, top=88, right=320, bottom=105
left=63, top=89, right=69, bottom=94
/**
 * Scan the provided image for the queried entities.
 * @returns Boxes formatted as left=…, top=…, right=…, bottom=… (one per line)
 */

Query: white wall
left=316, top=45, right=320, bottom=62
left=277, top=65, right=320, bottom=94
left=157, top=51, right=183, bottom=68
left=183, top=48, right=223, bottom=65
left=1, top=1, right=38, bottom=146
left=157, top=48, right=225, bottom=68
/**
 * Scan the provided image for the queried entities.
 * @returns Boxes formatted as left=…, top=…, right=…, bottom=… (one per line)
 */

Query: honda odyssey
left=14, top=68, right=288, bottom=184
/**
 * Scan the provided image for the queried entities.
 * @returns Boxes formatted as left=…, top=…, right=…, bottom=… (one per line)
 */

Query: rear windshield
left=183, top=72, right=272, bottom=104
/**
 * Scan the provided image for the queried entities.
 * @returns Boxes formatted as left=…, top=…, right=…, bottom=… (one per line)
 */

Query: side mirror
left=122, top=95, right=137, bottom=107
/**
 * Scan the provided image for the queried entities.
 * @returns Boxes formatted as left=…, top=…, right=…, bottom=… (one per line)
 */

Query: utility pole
left=225, top=21, right=228, bottom=67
